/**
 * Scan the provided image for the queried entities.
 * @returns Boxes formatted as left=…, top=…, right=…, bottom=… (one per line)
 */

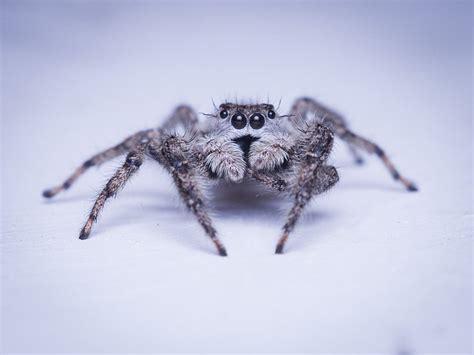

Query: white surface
left=1, top=1, right=472, bottom=353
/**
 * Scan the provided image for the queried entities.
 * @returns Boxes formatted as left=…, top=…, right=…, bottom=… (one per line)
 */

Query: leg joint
left=373, top=145, right=385, bottom=157
left=84, top=159, right=95, bottom=168
left=125, top=153, right=143, bottom=168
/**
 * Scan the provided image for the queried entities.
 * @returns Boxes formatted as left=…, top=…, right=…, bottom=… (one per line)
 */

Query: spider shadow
left=81, top=181, right=333, bottom=253
left=75, top=188, right=219, bottom=255
left=42, top=178, right=377, bottom=254
left=43, top=181, right=326, bottom=227
left=92, top=202, right=219, bottom=256
left=42, top=193, right=96, bottom=204
left=208, top=180, right=293, bottom=222
left=282, top=208, right=339, bottom=253
left=337, top=180, right=407, bottom=193
left=335, top=159, right=415, bottom=193
left=42, top=188, right=176, bottom=205
left=208, top=181, right=340, bottom=252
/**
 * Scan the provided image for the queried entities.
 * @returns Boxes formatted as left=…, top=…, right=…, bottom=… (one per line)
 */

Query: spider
left=43, top=97, right=418, bottom=256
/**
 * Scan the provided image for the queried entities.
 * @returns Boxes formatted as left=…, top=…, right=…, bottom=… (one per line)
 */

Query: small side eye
left=268, top=110, right=276, bottom=119
left=219, top=110, right=229, bottom=119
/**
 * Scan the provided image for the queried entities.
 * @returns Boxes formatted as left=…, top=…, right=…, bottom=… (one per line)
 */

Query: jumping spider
left=43, top=97, right=418, bottom=256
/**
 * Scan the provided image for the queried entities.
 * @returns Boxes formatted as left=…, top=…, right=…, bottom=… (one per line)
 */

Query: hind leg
left=42, top=129, right=157, bottom=198
left=290, top=97, right=417, bottom=191
left=338, top=129, right=417, bottom=191
left=290, top=97, right=363, bottom=165
left=159, top=104, right=199, bottom=133
left=79, top=142, right=148, bottom=239
left=78, top=135, right=227, bottom=256
left=148, top=135, right=228, bottom=256
left=43, top=105, right=200, bottom=199
left=347, top=144, right=365, bottom=165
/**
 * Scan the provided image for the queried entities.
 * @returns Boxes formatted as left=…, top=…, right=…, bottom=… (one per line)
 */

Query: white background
left=1, top=1, right=472, bottom=353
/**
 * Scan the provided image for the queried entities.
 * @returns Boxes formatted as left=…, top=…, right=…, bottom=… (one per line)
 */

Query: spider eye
left=219, top=110, right=229, bottom=119
left=267, top=110, right=276, bottom=119
left=231, top=113, right=247, bottom=129
left=249, top=113, right=265, bottom=129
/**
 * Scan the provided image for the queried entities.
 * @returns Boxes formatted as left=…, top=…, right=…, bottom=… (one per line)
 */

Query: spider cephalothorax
left=43, top=97, right=418, bottom=256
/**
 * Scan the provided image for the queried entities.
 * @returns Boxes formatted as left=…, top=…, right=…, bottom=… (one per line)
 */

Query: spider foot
left=275, top=234, right=288, bottom=254
left=213, top=240, right=228, bottom=256
left=79, top=220, right=93, bottom=240
left=42, top=186, right=61, bottom=198
left=275, top=244, right=285, bottom=254
left=42, top=189, right=55, bottom=198
left=79, top=231, right=89, bottom=240
left=394, top=173, right=418, bottom=192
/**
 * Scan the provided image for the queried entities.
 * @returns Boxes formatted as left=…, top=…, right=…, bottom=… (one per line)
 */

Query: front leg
left=79, top=141, right=148, bottom=240
left=199, top=136, right=246, bottom=183
left=275, top=123, right=339, bottom=254
left=148, top=135, right=228, bottom=256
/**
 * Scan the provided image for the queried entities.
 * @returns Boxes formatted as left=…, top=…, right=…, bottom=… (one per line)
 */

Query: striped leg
left=275, top=124, right=339, bottom=254
left=290, top=97, right=364, bottom=165
left=289, top=97, right=417, bottom=191
left=339, top=129, right=418, bottom=191
left=347, top=144, right=365, bottom=165
left=160, top=105, right=199, bottom=132
left=42, top=129, right=157, bottom=198
left=276, top=165, right=339, bottom=254
left=148, top=136, right=227, bottom=256
left=42, top=105, right=198, bottom=199
left=79, top=142, right=148, bottom=239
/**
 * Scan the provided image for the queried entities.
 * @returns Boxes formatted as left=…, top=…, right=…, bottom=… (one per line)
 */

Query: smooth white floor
left=1, top=2, right=472, bottom=353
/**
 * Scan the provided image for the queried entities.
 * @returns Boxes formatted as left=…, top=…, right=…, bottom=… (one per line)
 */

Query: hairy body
left=43, top=97, right=417, bottom=256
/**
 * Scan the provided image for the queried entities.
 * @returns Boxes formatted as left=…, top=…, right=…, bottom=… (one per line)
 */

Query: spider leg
left=249, top=169, right=288, bottom=192
left=79, top=141, right=148, bottom=240
left=290, top=97, right=417, bottom=191
left=275, top=123, right=339, bottom=254
left=78, top=134, right=226, bottom=256
left=291, top=97, right=365, bottom=165
left=337, top=128, right=417, bottom=191
left=347, top=144, right=365, bottom=165
left=147, top=135, right=227, bottom=256
left=160, top=104, right=200, bottom=132
left=42, top=129, right=157, bottom=198
left=290, top=97, right=363, bottom=159
left=43, top=105, right=199, bottom=199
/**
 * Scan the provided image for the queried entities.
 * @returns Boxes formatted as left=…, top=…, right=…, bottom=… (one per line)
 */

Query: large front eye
left=249, top=113, right=265, bottom=129
left=231, top=113, right=247, bottom=129
left=219, top=110, right=228, bottom=119
left=267, top=110, right=276, bottom=119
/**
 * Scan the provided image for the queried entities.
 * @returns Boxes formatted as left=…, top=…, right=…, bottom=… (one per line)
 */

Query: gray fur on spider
left=43, top=97, right=418, bottom=256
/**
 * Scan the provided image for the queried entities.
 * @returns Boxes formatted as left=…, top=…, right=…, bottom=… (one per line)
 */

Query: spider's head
left=214, top=102, right=280, bottom=138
